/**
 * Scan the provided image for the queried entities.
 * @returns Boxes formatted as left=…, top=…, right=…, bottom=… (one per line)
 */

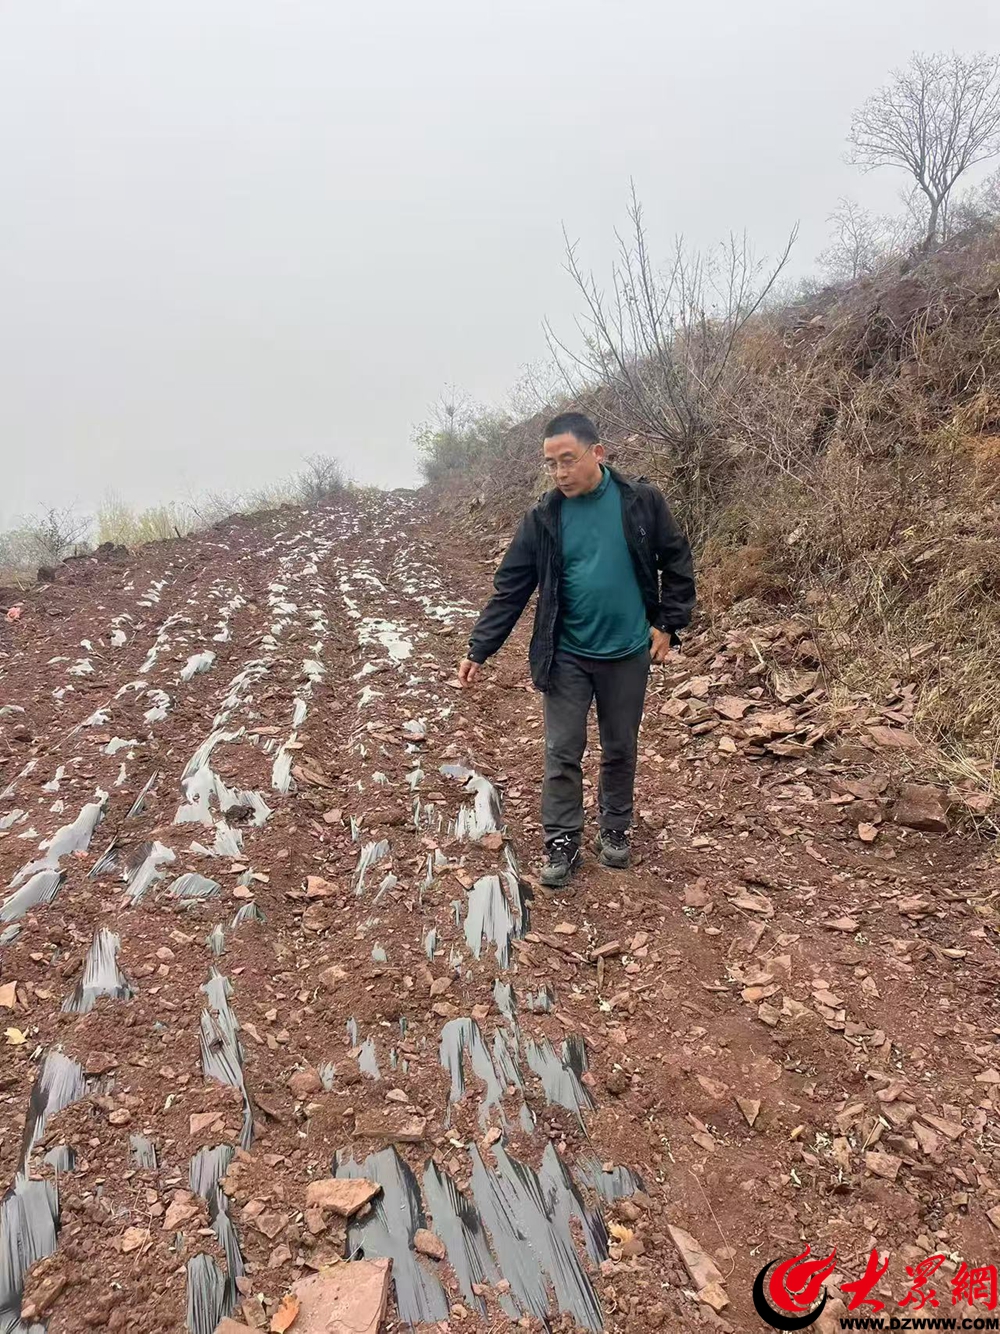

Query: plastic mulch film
left=62, top=928, right=135, bottom=1013
left=199, top=971, right=253, bottom=1148
left=0, top=872, right=65, bottom=927
left=439, top=1018, right=512, bottom=1127
left=8, top=795, right=107, bottom=888
left=185, top=1145, right=246, bottom=1334
left=336, top=1148, right=449, bottom=1324
left=524, top=1035, right=596, bottom=1123
left=0, top=1053, right=87, bottom=1333
left=421, top=1160, right=516, bottom=1319
left=169, top=874, right=221, bottom=901
left=572, top=1153, right=644, bottom=1201
left=466, top=1141, right=605, bottom=1331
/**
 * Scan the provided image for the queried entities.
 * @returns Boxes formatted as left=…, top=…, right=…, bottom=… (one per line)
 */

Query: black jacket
left=467, top=467, right=695, bottom=691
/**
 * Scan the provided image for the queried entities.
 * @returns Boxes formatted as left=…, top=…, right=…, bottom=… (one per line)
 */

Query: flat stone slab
left=292, top=1258, right=392, bottom=1334
left=305, top=1176, right=381, bottom=1216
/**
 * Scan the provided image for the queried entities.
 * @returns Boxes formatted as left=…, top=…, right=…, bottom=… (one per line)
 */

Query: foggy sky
left=1, top=0, right=998, bottom=528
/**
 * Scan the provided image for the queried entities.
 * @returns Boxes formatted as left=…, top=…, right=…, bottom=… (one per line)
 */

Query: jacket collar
left=536, top=464, right=638, bottom=535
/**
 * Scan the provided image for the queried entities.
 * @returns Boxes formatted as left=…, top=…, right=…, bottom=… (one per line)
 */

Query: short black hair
left=543, top=411, right=599, bottom=447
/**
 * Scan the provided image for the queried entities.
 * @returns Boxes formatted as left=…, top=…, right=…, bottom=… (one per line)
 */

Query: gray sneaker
left=540, top=836, right=581, bottom=888
left=596, top=829, right=630, bottom=869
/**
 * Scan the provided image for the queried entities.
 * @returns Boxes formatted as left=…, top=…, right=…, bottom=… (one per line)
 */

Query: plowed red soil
left=0, top=491, right=997, bottom=1334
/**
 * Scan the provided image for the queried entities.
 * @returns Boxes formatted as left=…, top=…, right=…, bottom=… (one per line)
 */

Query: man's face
left=542, top=432, right=605, bottom=497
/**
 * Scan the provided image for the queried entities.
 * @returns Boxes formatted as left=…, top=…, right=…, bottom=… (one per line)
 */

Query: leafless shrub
left=951, top=165, right=1000, bottom=235
left=0, top=506, right=91, bottom=585
left=544, top=185, right=796, bottom=539
left=295, top=454, right=349, bottom=503
left=817, top=198, right=919, bottom=281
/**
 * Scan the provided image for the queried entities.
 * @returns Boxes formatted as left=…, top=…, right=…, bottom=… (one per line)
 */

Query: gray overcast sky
left=1, top=0, right=998, bottom=527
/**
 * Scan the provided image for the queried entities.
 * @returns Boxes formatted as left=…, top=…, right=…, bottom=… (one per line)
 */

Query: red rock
left=735, top=1097, right=761, bottom=1127
left=667, top=1224, right=724, bottom=1292
left=120, top=1226, right=147, bottom=1254
left=893, top=784, right=950, bottom=833
left=592, top=940, right=622, bottom=958
left=216, top=1320, right=256, bottom=1334
left=189, top=1111, right=223, bottom=1137
left=84, top=1050, right=118, bottom=1075
left=695, top=1075, right=728, bottom=1101
left=867, top=725, right=919, bottom=751
left=413, top=1228, right=446, bottom=1260
left=255, top=1212, right=289, bottom=1240
left=22, top=1273, right=66, bottom=1319
left=826, top=917, right=860, bottom=933
left=292, top=1258, right=391, bottom=1334
left=302, top=902, right=334, bottom=932
left=163, top=1196, right=199, bottom=1231
left=912, top=1122, right=940, bottom=1156
left=897, top=895, right=932, bottom=917
left=922, top=1113, right=965, bottom=1141
left=866, top=1151, right=901, bottom=1181
left=288, top=1066, right=323, bottom=1099
left=713, top=696, right=753, bottom=720
left=305, top=1177, right=381, bottom=1216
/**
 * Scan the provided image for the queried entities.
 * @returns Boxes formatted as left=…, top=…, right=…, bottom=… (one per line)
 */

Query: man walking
left=458, top=412, right=695, bottom=887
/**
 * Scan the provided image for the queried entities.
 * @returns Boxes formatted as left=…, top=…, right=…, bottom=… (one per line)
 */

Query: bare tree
left=818, top=200, right=886, bottom=281
left=544, top=185, right=795, bottom=529
left=849, top=52, right=1000, bottom=252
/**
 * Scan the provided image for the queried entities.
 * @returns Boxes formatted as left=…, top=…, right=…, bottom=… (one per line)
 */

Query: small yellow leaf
left=5, top=1027, right=26, bottom=1045
left=270, top=1292, right=300, bottom=1333
left=608, top=1221, right=634, bottom=1244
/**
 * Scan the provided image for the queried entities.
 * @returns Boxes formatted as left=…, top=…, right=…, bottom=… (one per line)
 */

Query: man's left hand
left=650, top=628, right=676, bottom=663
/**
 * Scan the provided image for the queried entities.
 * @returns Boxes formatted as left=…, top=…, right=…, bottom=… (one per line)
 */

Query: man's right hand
left=457, top=658, right=480, bottom=687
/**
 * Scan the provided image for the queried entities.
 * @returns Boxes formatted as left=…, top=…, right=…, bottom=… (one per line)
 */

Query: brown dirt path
left=0, top=491, right=996, bottom=1334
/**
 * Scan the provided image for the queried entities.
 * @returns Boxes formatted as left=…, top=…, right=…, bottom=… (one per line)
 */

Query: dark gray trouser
left=541, top=647, right=651, bottom=848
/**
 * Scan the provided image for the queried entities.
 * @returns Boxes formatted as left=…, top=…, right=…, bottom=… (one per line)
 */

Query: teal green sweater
left=559, top=467, right=649, bottom=659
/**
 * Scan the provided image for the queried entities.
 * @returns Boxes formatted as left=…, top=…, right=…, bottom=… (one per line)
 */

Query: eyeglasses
left=543, top=443, right=594, bottom=475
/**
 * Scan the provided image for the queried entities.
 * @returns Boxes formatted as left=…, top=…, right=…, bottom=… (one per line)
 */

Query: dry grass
left=96, top=456, right=351, bottom=550
left=96, top=494, right=190, bottom=546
